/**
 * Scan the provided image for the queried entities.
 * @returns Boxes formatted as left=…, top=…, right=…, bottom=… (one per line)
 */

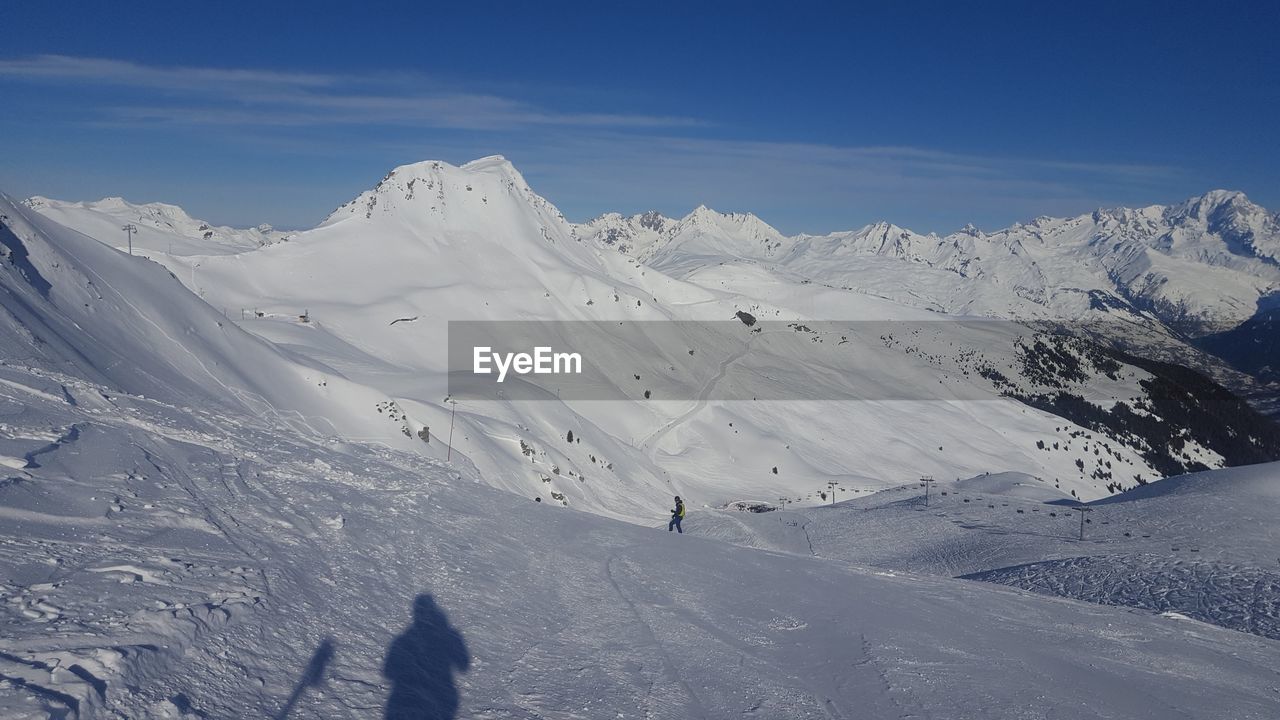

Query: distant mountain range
left=581, top=188, right=1280, bottom=331
left=582, top=187, right=1280, bottom=406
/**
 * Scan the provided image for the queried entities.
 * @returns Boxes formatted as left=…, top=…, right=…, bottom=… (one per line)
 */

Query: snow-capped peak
left=679, top=205, right=782, bottom=236
left=320, top=156, right=572, bottom=241
left=683, top=203, right=720, bottom=224
left=671, top=205, right=789, bottom=252
left=576, top=209, right=677, bottom=257
left=460, top=153, right=519, bottom=174
left=1179, top=189, right=1255, bottom=218
left=377, top=154, right=527, bottom=188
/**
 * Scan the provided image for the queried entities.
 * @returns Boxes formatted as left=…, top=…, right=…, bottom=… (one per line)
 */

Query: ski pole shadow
left=274, top=638, right=336, bottom=719
left=383, top=593, right=470, bottom=720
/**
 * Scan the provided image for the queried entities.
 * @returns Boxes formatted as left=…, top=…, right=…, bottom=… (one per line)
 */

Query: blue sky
left=1, top=1, right=1276, bottom=234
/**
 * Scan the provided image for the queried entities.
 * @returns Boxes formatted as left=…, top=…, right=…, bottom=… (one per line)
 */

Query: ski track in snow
left=638, top=329, right=760, bottom=470
left=603, top=555, right=709, bottom=719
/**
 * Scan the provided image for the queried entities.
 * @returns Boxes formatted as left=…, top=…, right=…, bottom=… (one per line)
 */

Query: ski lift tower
left=920, top=475, right=936, bottom=507
left=826, top=481, right=839, bottom=505
left=122, top=224, right=136, bottom=255
left=1072, top=505, right=1094, bottom=540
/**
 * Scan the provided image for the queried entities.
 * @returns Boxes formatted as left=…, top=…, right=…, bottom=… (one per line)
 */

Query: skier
left=668, top=496, right=685, bottom=533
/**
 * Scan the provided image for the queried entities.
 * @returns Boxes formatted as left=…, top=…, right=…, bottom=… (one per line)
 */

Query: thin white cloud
left=0, top=54, right=704, bottom=130
left=0, top=54, right=339, bottom=90
left=100, top=98, right=702, bottom=130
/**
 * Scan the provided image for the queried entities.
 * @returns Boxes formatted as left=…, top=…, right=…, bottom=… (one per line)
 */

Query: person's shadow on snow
left=383, top=594, right=470, bottom=720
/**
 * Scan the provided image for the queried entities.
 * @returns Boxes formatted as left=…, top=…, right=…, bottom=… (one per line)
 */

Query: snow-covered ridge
left=23, top=195, right=293, bottom=257
left=0, top=191, right=436, bottom=454
left=28, top=163, right=1279, bottom=329
left=582, top=189, right=1280, bottom=329
left=577, top=204, right=789, bottom=262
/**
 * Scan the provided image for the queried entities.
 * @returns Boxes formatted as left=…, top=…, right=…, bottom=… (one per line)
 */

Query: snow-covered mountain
left=19, top=159, right=1280, bottom=514
left=6, top=159, right=1280, bottom=718
left=0, top=192, right=451, bottom=456
left=583, top=189, right=1280, bottom=329
left=582, top=190, right=1280, bottom=417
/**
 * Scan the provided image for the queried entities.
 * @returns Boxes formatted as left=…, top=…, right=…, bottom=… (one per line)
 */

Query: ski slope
left=690, top=464, right=1280, bottom=644
left=2, top=360, right=1279, bottom=719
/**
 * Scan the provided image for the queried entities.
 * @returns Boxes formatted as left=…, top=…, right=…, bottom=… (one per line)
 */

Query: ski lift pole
left=1073, top=506, right=1093, bottom=540
left=446, top=400, right=457, bottom=462
left=920, top=475, right=935, bottom=507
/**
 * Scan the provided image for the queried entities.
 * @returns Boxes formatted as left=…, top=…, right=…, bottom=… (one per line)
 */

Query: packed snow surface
left=3, top=361, right=1280, bottom=718
left=695, top=464, right=1280, bottom=643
